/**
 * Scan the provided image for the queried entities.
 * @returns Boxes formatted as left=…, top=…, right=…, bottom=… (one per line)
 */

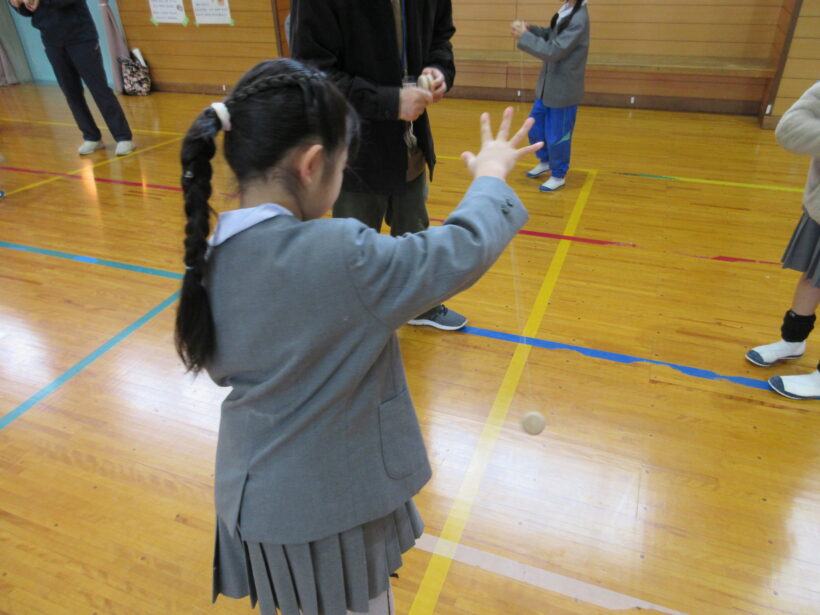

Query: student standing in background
left=512, top=0, right=590, bottom=192
left=8, top=0, right=135, bottom=156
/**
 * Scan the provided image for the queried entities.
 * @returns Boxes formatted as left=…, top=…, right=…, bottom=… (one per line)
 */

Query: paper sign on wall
left=149, top=0, right=189, bottom=25
left=192, top=0, right=234, bottom=26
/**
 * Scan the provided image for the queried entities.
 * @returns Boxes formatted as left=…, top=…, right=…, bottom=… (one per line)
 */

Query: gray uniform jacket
left=205, top=177, right=529, bottom=544
left=517, top=5, right=590, bottom=108
left=776, top=82, right=820, bottom=223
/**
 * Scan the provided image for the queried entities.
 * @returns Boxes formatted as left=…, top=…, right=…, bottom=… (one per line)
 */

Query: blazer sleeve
left=776, top=82, right=820, bottom=158
left=517, top=16, right=585, bottom=64
left=424, top=0, right=456, bottom=90
left=43, top=0, right=79, bottom=6
left=526, top=24, right=548, bottom=38
left=344, top=176, right=529, bottom=330
left=291, top=0, right=399, bottom=122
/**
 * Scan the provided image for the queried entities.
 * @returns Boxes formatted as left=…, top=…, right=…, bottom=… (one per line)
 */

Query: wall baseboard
left=447, top=86, right=760, bottom=115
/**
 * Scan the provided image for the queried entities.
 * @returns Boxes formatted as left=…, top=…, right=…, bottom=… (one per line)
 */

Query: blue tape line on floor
left=461, top=326, right=769, bottom=391
left=0, top=292, right=180, bottom=430
left=0, top=241, right=183, bottom=280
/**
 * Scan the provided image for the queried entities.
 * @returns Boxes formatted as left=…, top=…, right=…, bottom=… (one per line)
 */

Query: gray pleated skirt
left=782, top=211, right=820, bottom=288
left=213, top=500, right=423, bottom=615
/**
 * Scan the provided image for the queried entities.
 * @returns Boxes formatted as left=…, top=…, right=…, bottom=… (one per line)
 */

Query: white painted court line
left=415, top=533, right=689, bottom=614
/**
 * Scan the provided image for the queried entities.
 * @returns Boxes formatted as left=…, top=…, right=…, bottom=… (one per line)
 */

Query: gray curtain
left=0, top=40, right=17, bottom=86
left=0, top=4, right=31, bottom=84
left=99, top=0, right=129, bottom=93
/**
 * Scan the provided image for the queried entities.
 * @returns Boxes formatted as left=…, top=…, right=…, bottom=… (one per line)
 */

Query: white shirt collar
left=209, top=203, right=294, bottom=247
left=558, top=0, right=584, bottom=18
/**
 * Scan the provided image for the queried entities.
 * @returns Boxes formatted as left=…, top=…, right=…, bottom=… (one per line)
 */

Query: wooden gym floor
left=0, top=85, right=818, bottom=615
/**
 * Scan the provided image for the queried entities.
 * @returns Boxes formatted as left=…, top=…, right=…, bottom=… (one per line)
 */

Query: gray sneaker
left=408, top=305, right=467, bottom=330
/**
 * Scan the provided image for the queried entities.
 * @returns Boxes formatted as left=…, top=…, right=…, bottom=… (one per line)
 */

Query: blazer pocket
left=378, top=388, right=426, bottom=479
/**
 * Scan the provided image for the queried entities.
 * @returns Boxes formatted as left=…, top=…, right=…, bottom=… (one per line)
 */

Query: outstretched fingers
left=495, top=106, right=514, bottom=141
left=479, top=112, right=493, bottom=145
left=517, top=141, right=544, bottom=158
left=509, top=116, right=535, bottom=148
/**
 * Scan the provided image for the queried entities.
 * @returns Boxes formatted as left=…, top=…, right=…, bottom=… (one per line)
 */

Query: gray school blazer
left=517, top=5, right=590, bottom=108
left=204, top=176, right=528, bottom=544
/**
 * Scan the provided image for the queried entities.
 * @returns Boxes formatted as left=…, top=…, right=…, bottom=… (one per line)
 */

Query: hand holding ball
left=417, top=74, right=434, bottom=92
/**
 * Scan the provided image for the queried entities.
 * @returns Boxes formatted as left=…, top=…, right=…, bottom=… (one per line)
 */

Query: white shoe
left=115, top=140, right=136, bottom=156
left=769, top=370, right=820, bottom=400
left=78, top=140, right=104, bottom=155
left=526, top=162, right=550, bottom=178
left=745, top=339, right=805, bottom=366
left=540, top=176, right=565, bottom=192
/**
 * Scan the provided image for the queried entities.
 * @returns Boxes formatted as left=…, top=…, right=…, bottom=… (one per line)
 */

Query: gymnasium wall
left=451, top=0, right=796, bottom=115
left=770, top=0, right=819, bottom=118
left=117, top=0, right=280, bottom=94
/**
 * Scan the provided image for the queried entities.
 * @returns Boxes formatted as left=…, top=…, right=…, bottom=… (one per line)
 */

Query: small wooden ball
left=512, top=20, right=525, bottom=29
left=417, top=74, right=434, bottom=91
left=522, top=411, right=546, bottom=435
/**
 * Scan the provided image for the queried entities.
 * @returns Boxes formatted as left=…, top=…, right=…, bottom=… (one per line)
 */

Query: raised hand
left=461, top=107, right=543, bottom=181
left=420, top=67, right=447, bottom=103
left=511, top=20, right=527, bottom=40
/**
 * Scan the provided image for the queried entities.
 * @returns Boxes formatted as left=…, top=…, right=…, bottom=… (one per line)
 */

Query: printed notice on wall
left=149, top=0, right=189, bottom=25
left=192, top=0, right=234, bottom=25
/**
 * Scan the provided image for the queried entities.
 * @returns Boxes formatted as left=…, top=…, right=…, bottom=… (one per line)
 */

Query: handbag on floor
left=120, top=49, right=151, bottom=96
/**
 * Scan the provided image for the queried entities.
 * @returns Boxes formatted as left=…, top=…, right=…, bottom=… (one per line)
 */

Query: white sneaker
left=540, top=176, right=565, bottom=192
left=526, top=162, right=550, bottom=178
left=78, top=140, right=104, bottom=155
left=745, top=339, right=805, bottom=366
left=115, top=140, right=136, bottom=156
left=769, top=370, right=820, bottom=400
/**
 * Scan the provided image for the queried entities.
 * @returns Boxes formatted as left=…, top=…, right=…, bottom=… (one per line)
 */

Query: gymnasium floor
left=1, top=84, right=818, bottom=615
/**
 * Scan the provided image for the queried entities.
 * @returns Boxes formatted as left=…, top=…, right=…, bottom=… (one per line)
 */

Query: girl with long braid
left=512, top=0, right=590, bottom=192
left=175, top=58, right=541, bottom=615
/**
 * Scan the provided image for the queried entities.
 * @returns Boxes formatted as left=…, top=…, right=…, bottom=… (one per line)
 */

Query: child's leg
left=747, top=273, right=819, bottom=366
left=544, top=104, right=578, bottom=179
left=791, top=273, right=820, bottom=315
left=765, top=274, right=820, bottom=399
left=527, top=99, right=549, bottom=164
left=347, top=583, right=394, bottom=614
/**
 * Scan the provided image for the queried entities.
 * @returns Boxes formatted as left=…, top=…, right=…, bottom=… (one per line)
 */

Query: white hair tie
left=210, top=102, right=232, bottom=132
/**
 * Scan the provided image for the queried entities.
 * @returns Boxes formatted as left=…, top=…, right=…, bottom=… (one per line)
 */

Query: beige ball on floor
left=522, top=411, right=546, bottom=435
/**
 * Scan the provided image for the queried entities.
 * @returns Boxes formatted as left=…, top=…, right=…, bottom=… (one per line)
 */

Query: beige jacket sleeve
left=776, top=82, right=820, bottom=157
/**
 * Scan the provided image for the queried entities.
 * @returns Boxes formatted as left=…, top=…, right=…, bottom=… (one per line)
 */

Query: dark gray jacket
left=205, top=177, right=528, bottom=544
left=9, top=0, right=98, bottom=46
left=518, top=4, right=590, bottom=108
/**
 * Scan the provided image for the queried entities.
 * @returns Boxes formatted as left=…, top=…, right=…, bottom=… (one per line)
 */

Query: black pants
left=44, top=39, right=132, bottom=142
left=333, top=172, right=429, bottom=236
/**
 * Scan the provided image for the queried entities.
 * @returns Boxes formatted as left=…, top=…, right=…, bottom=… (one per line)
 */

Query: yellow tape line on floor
left=409, top=170, right=599, bottom=615
left=5, top=136, right=183, bottom=197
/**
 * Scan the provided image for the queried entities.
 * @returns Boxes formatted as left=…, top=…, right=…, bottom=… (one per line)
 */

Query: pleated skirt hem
left=213, top=500, right=423, bottom=615
left=782, top=211, right=820, bottom=288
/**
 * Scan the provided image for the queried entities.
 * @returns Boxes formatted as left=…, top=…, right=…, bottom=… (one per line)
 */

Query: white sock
left=772, top=370, right=820, bottom=399
left=746, top=339, right=806, bottom=366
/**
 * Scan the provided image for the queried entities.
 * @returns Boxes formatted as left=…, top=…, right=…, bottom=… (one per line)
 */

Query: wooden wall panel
left=119, top=0, right=279, bottom=94
left=772, top=0, right=820, bottom=116
left=450, top=0, right=794, bottom=113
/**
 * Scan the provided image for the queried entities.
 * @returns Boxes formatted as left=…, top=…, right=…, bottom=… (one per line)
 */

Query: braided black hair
left=175, top=58, right=360, bottom=373
left=550, top=1, right=584, bottom=35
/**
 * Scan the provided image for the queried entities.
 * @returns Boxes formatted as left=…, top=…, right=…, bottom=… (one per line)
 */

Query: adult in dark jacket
left=291, top=0, right=468, bottom=330
left=8, top=0, right=134, bottom=156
